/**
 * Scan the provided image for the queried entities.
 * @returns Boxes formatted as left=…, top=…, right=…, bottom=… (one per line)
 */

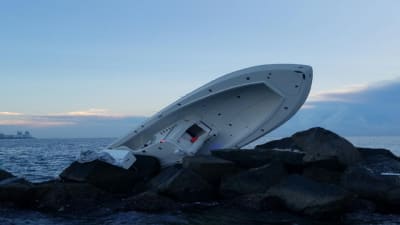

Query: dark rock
left=212, top=148, right=304, bottom=169
left=357, top=147, right=399, bottom=161
left=304, top=157, right=345, bottom=171
left=147, top=165, right=182, bottom=190
left=341, top=154, right=400, bottom=209
left=0, top=177, right=34, bottom=207
left=345, top=198, right=376, bottom=213
left=182, top=155, right=240, bottom=185
left=266, top=175, right=351, bottom=217
left=255, top=137, right=301, bottom=150
left=0, top=169, right=15, bottom=181
left=291, top=127, right=361, bottom=166
left=150, top=167, right=215, bottom=202
left=185, top=205, right=317, bottom=225
left=228, top=194, right=266, bottom=211
left=220, top=161, right=287, bottom=198
left=303, top=166, right=342, bottom=184
left=60, top=160, right=137, bottom=193
left=385, top=187, right=400, bottom=209
left=130, top=154, right=161, bottom=179
left=261, top=195, right=287, bottom=211
left=60, top=155, right=160, bottom=194
left=32, top=180, right=109, bottom=212
left=121, top=191, right=179, bottom=212
left=229, top=194, right=285, bottom=211
left=341, top=165, right=394, bottom=200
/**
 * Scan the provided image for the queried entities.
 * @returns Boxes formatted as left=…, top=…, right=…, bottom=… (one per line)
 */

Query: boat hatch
left=186, top=124, right=206, bottom=143
left=176, top=121, right=211, bottom=153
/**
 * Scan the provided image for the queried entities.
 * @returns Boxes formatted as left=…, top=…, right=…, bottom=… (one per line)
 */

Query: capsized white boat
left=109, top=64, right=313, bottom=166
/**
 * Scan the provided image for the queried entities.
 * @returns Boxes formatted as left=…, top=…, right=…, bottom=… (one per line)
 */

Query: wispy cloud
left=0, top=109, right=146, bottom=138
left=275, top=77, right=400, bottom=136
left=0, top=119, right=75, bottom=127
left=0, top=111, right=23, bottom=116
left=308, top=84, right=368, bottom=102
left=0, top=108, right=138, bottom=128
left=65, top=108, right=112, bottom=117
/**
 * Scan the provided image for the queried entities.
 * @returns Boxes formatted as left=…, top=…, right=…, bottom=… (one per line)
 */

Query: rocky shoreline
left=1, top=127, right=400, bottom=222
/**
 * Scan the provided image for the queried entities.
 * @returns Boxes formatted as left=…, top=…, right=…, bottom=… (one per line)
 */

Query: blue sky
left=1, top=1, right=400, bottom=137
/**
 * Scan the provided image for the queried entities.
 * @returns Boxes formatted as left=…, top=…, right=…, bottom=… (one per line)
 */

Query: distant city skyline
left=1, top=1, right=400, bottom=137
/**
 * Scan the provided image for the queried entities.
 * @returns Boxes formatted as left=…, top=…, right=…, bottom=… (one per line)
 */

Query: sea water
left=1, top=137, right=400, bottom=225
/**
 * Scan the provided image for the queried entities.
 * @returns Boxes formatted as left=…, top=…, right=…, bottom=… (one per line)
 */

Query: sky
left=1, top=0, right=400, bottom=138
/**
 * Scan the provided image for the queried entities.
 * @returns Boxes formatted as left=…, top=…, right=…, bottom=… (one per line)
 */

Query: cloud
left=0, top=108, right=146, bottom=138
left=0, top=111, right=23, bottom=116
left=2, top=78, right=400, bottom=138
left=309, top=78, right=400, bottom=103
left=64, top=108, right=119, bottom=117
left=272, top=78, right=400, bottom=136
left=308, top=84, right=368, bottom=102
left=0, top=119, right=74, bottom=127
left=0, top=108, right=131, bottom=128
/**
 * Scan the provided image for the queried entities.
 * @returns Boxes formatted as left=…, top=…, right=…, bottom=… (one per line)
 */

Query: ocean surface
left=1, top=136, right=400, bottom=225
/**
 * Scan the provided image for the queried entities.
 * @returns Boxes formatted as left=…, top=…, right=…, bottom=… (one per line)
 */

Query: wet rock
left=150, top=167, right=215, bottom=202
left=255, top=137, right=301, bottom=150
left=121, top=191, right=179, bottom=212
left=0, top=177, right=34, bottom=208
left=292, top=127, right=361, bottom=166
left=266, top=175, right=351, bottom=217
left=59, top=155, right=160, bottom=194
left=220, top=161, right=287, bottom=198
left=182, top=155, right=240, bottom=185
left=212, top=148, right=304, bottom=169
left=32, top=180, right=110, bottom=212
left=0, top=169, right=15, bottom=181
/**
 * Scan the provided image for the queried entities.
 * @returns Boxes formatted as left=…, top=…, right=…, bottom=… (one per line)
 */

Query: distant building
left=0, top=131, right=34, bottom=139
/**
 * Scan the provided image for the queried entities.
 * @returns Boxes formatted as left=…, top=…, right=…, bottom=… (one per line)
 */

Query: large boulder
left=341, top=153, right=400, bottom=209
left=32, top=180, right=110, bottom=212
left=0, top=169, right=15, bottom=181
left=211, top=148, right=304, bottom=169
left=59, top=155, right=160, bottom=194
left=0, top=177, right=34, bottom=208
left=121, top=191, right=179, bottom=212
left=266, top=175, right=351, bottom=217
left=291, top=127, right=361, bottom=166
left=149, top=167, right=215, bottom=202
left=220, top=161, right=287, bottom=198
left=182, top=155, right=240, bottom=185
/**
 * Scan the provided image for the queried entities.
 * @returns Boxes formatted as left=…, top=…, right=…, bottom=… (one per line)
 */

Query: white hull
left=109, top=64, right=312, bottom=166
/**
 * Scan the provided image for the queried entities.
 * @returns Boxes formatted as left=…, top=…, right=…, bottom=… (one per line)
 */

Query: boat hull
left=109, top=64, right=312, bottom=165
